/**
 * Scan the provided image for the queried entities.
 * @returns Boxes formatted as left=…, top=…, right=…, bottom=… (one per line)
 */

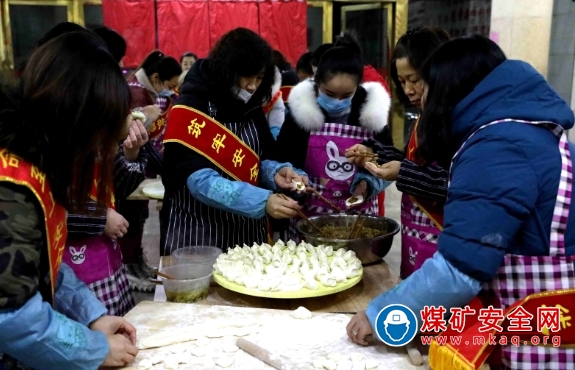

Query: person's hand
left=123, top=120, right=149, bottom=162
left=265, top=194, right=301, bottom=219
left=351, top=180, right=368, bottom=200
left=141, top=104, right=161, bottom=124
left=105, top=208, right=129, bottom=240
left=365, top=161, right=401, bottom=181
left=90, top=316, right=137, bottom=345
left=100, top=334, right=139, bottom=367
left=274, top=167, right=307, bottom=194
left=345, top=144, right=373, bottom=167
left=347, top=310, right=374, bottom=346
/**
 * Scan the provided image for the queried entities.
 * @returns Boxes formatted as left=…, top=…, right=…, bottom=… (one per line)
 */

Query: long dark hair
left=390, top=27, right=450, bottom=106
left=207, top=28, right=275, bottom=103
left=417, top=35, right=507, bottom=165
left=314, top=33, right=363, bottom=85
left=0, top=32, right=130, bottom=212
left=137, top=50, right=182, bottom=82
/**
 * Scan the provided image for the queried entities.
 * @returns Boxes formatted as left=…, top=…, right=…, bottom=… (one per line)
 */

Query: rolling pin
left=236, top=338, right=293, bottom=370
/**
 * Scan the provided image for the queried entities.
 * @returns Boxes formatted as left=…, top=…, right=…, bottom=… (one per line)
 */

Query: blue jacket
left=366, top=60, right=575, bottom=329
left=0, top=263, right=108, bottom=369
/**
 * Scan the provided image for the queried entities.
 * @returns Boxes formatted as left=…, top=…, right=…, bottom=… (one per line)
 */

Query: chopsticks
left=348, top=214, right=366, bottom=239
left=306, top=187, right=342, bottom=213
left=154, top=270, right=175, bottom=280
left=278, top=193, right=325, bottom=236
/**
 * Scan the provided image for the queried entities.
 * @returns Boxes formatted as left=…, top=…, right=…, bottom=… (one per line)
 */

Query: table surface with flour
left=120, top=301, right=430, bottom=370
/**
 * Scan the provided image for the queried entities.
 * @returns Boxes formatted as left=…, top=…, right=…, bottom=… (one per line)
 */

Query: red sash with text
left=89, top=165, right=115, bottom=209
left=0, top=149, right=67, bottom=298
left=429, top=291, right=575, bottom=370
left=163, top=105, right=260, bottom=186
left=406, top=119, right=444, bottom=229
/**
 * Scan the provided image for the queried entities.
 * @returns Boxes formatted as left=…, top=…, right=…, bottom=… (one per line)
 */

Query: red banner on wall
left=156, top=0, right=211, bottom=61
left=102, top=0, right=156, bottom=68
left=259, top=0, right=307, bottom=66
left=103, top=0, right=307, bottom=69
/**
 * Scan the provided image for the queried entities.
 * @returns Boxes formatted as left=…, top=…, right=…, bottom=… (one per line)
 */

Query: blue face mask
left=316, top=90, right=353, bottom=116
left=159, top=89, right=175, bottom=97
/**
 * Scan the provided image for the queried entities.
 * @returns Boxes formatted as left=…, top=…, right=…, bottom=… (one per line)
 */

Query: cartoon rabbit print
left=325, top=141, right=355, bottom=181
left=69, top=246, right=86, bottom=265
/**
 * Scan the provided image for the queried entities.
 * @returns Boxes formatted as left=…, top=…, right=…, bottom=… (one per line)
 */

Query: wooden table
left=126, top=177, right=163, bottom=210
left=155, top=256, right=401, bottom=313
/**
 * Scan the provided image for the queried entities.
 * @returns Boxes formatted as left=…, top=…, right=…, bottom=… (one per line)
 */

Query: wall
left=490, top=0, right=553, bottom=77
left=547, top=0, right=575, bottom=141
left=408, top=0, right=491, bottom=36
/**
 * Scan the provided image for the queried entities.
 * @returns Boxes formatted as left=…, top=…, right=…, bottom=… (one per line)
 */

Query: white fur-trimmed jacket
left=275, top=78, right=393, bottom=170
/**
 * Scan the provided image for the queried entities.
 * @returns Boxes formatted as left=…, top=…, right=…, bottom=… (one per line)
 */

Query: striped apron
left=162, top=120, right=267, bottom=255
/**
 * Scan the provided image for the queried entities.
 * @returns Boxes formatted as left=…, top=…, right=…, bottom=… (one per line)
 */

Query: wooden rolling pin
left=236, top=338, right=293, bottom=370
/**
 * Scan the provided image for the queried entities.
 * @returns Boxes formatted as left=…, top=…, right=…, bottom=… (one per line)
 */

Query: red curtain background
left=102, top=0, right=156, bottom=68
left=103, top=0, right=307, bottom=69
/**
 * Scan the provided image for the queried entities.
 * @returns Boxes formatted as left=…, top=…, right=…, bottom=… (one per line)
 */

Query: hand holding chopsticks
left=344, top=144, right=378, bottom=167
left=277, top=194, right=325, bottom=236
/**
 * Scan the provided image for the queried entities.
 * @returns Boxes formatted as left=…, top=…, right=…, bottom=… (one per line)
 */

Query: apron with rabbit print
left=303, top=123, right=378, bottom=217
left=64, top=235, right=134, bottom=316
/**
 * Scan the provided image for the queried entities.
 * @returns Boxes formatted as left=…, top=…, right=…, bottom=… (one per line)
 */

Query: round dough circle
left=216, top=356, right=235, bottom=368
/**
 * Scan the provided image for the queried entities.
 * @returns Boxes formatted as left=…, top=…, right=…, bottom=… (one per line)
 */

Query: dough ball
left=190, top=347, right=206, bottom=357
left=337, top=360, right=353, bottom=370
left=215, top=356, right=235, bottom=368
left=312, top=356, right=327, bottom=369
left=163, top=357, right=179, bottom=370
left=222, top=343, right=239, bottom=353
left=327, top=353, right=342, bottom=361
left=365, top=359, right=378, bottom=369
left=350, top=353, right=364, bottom=363
left=323, top=359, right=338, bottom=370
left=291, top=306, right=312, bottom=319
left=137, top=359, right=152, bottom=369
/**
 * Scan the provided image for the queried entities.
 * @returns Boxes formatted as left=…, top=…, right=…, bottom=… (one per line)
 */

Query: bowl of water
left=160, top=263, right=212, bottom=303
left=172, top=246, right=222, bottom=266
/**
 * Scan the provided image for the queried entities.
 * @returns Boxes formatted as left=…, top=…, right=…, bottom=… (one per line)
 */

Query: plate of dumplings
left=212, top=240, right=363, bottom=298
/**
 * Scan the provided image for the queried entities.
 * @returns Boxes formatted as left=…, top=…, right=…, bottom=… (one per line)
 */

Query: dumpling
left=324, top=246, right=334, bottom=257
left=343, top=250, right=356, bottom=262
left=344, top=265, right=360, bottom=279
left=319, top=274, right=337, bottom=287
left=330, top=267, right=347, bottom=283
left=335, top=248, right=346, bottom=258
left=303, top=273, right=318, bottom=290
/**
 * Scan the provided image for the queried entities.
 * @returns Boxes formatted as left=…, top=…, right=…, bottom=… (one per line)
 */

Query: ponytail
left=132, top=50, right=182, bottom=82
left=315, top=32, right=363, bottom=85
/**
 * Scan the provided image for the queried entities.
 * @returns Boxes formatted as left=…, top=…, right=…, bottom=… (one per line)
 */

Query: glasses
left=327, top=160, right=354, bottom=173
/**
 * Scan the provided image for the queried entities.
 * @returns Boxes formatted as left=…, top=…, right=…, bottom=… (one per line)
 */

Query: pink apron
left=289, top=123, right=378, bottom=239
left=400, top=194, right=441, bottom=278
left=65, top=235, right=134, bottom=316
left=455, top=119, right=575, bottom=369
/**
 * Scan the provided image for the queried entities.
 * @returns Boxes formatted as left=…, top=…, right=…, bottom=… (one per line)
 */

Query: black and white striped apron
left=162, top=120, right=267, bottom=255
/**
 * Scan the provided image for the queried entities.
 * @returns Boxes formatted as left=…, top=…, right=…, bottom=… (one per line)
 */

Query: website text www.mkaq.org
left=420, top=333, right=562, bottom=348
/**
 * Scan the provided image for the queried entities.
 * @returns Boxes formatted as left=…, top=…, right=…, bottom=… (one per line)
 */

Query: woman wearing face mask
left=276, top=33, right=392, bottom=238
left=346, top=27, right=450, bottom=279
left=161, top=28, right=305, bottom=254
left=120, top=51, right=181, bottom=291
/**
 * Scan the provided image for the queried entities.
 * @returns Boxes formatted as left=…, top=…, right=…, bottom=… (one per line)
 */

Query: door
left=341, top=3, right=393, bottom=79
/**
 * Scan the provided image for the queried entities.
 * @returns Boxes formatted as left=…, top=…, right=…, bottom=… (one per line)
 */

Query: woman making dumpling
left=346, top=27, right=450, bottom=278
left=162, top=28, right=305, bottom=254
left=275, top=33, right=393, bottom=239
left=348, top=36, right=575, bottom=369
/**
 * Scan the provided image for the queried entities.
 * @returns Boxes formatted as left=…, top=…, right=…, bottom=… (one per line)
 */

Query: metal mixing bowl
left=295, top=214, right=400, bottom=265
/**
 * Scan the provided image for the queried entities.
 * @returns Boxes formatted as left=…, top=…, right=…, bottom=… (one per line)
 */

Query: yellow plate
left=213, top=268, right=363, bottom=299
